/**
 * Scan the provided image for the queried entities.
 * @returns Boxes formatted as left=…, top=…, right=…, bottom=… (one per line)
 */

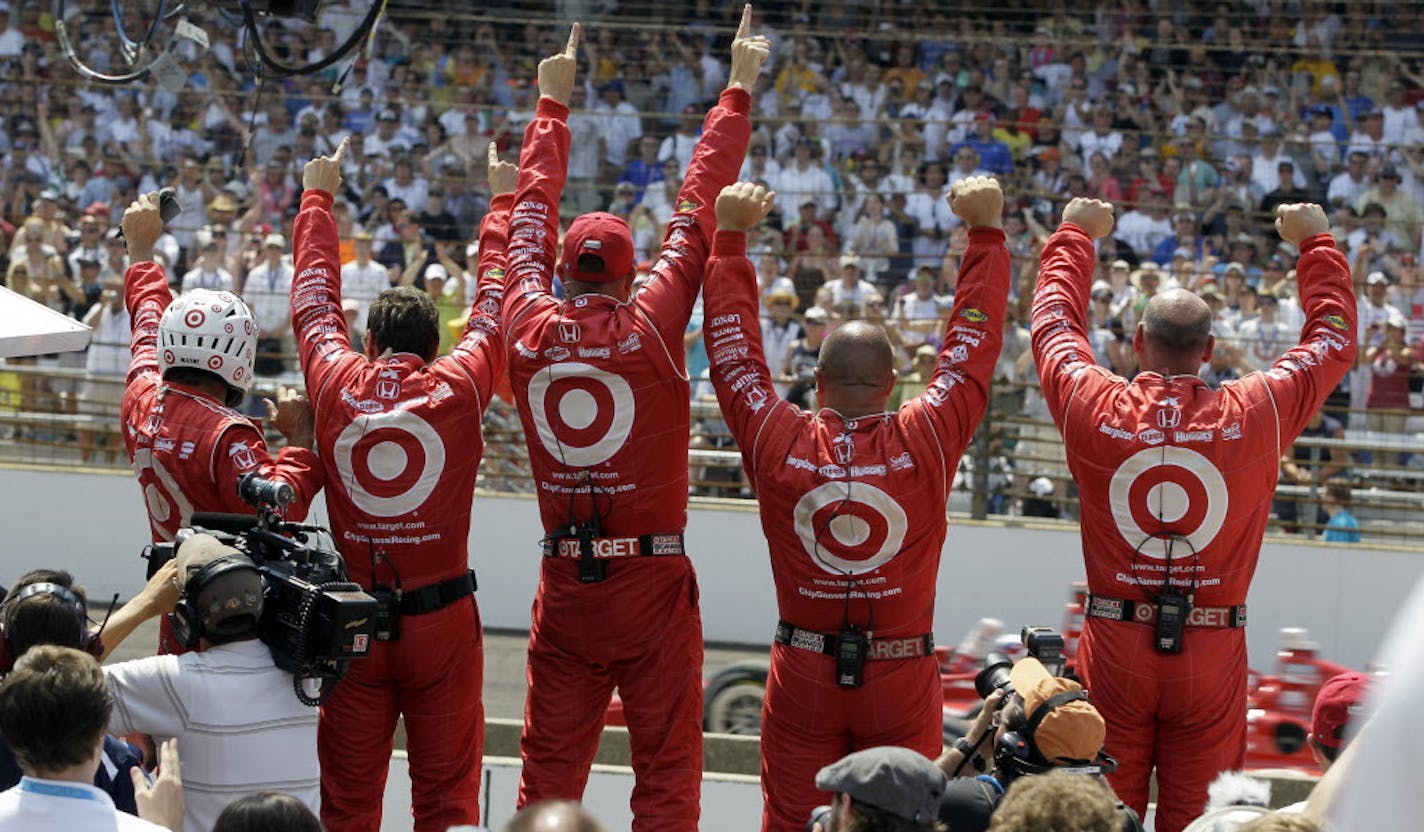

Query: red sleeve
left=211, top=424, right=324, bottom=522
left=1256, top=232, right=1358, bottom=442
left=503, top=97, right=568, bottom=335
left=635, top=88, right=754, bottom=346
left=704, top=229, right=795, bottom=474
left=123, top=260, right=173, bottom=385
left=290, top=189, right=356, bottom=401
left=910, top=226, right=1010, bottom=449
left=1029, top=223, right=1101, bottom=425
left=440, top=192, right=512, bottom=411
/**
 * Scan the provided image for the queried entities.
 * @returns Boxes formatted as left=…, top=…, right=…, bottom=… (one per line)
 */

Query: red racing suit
left=502, top=90, right=751, bottom=831
left=290, top=188, right=509, bottom=832
left=120, top=260, right=322, bottom=653
left=1030, top=225, right=1356, bottom=832
left=704, top=227, right=1009, bottom=831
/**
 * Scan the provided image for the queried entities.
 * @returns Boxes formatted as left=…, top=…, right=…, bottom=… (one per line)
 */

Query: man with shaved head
left=704, top=177, right=1009, bottom=831
left=1029, top=198, right=1357, bottom=832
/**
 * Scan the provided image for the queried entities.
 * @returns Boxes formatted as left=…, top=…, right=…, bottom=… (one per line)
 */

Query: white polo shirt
left=104, top=639, right=319, bottom=832
left=0, top=777, right=166, bottom=831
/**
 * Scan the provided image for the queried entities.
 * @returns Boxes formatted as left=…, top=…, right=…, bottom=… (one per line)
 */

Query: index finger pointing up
left=488, top=141, right=499, bottom=167
left=565, top=22, right=581, bottom=57
left=333, top=135, right=351, bottom=163
left=737, top=4, right=752, bottom=39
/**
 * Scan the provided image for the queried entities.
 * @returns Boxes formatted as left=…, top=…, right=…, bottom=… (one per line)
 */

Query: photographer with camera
left=288, top=136, right=512, bottom=832
left=1029, top=199, right=1356, bottom=832
left=118, top=191, right=324, bottom=654
left=103, top=533, right=320, bottom=832
left=934, top=648, right=1137, bottom=832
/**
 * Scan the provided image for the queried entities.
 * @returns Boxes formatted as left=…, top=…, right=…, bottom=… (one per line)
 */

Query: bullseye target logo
left=527, top=362, right=635, bottom=467
left=163, top=350, right=175, bottom=365
left=333, top=410, right=448, bottom=516
left=207, top=355, right=223, bottom=370
left=184, top=309, right=206, bottom=328
left=1108, top=447, right=1227, bottom=559
left=794, top=482, right=908, bottom=575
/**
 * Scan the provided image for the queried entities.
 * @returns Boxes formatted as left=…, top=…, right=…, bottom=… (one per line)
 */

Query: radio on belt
left=1154, top=589, right=1191, bottom=654
left=836, top=625, right=868, bottom=688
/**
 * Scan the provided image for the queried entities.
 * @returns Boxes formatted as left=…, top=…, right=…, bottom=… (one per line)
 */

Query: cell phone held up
left=116, top=187, right=182, bottom=239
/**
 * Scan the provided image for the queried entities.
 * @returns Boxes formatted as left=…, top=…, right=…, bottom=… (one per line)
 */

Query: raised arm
left=290, top=137, right=358, bottom=397
left=633, top=5, right=767, bottom=339
left=121, top=192, right=175, bottom=384
left=503, top=23, right=580, bottom=331
left=910, top=176, right=1011, bottom=453
left=704, top=182, right=789, bottom=472
left=444, top=143, right=515, bottom=405
left=1029, top=197, right=1117, bottom=425
left=1259, top=203, right=1359, bottom=441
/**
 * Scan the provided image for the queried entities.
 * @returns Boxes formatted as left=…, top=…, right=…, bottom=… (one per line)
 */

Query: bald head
left=1137, top=288, right=1215, bottom=375
left=505, top=800, right=607, bottom=832
left=818, top=322, right=896, bottom=388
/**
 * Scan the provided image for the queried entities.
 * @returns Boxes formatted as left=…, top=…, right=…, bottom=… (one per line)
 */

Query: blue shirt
left=951, top=138, right=1014, bottom=175
left=1323, top=509, right=1361, bottom=543
left=616, top=159, right=665, bottom=203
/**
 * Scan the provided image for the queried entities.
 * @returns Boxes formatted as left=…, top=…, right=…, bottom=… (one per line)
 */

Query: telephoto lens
left=974, top=651, right=1014, bottom=699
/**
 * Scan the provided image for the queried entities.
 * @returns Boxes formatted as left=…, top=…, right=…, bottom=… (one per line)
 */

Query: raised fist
left=716, top=181, right=777, bottom=232
left=1062, top=198, right=1116, bottom=240
left=1275, top=203, right=1329, bottom=246
left=538, top=23, right=581, bottom=106
left=947, top=175, right=1004, bottom=229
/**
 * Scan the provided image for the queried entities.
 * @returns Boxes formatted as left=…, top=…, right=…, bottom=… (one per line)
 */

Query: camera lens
left=975, top=651, right=1014, bottom=699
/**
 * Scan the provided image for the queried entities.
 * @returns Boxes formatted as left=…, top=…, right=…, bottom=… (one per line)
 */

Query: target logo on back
left=1108, top=446, right=1227, bottom=559
left=527, top=362, right=635, bottom=467
left=332, top=410, right=448, bottom=516
left=794, top=482, right=908, bottom=575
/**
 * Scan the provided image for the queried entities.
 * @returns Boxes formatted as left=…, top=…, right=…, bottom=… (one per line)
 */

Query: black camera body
left=147, top=475, right=377, bottom=703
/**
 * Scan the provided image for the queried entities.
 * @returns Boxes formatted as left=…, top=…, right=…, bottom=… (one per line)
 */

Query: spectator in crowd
left=1321, top=482, right=1362, bottom=542
left=811, top=747, right=948, bottom=832
left=1276, top=407, right=1348, bottom=534
left=985, top=772, right=1122, bottom=832
left=1364, top=314, right=1414, bottom=433
left=0, top=646, right=171, bottom=832
left=212, top=793, right=322, bottom=832
left=180, top=231, right=235, bottom=293
left=339, top=229, right=389, bottom=329
left=102, top=534, right=320, bottom=831
left=241, top=232, right=296, bottom=377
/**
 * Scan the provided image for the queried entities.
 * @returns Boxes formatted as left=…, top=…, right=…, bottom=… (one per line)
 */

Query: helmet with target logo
left=158, top=289, right=258, bottom=395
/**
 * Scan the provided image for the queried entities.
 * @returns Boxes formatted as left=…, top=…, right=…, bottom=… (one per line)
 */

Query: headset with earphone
left=169, top=553, right=265, bottom=651
left=0, top=582, right=105, bottom=673
left=994, top=688, right=1120, bottom=781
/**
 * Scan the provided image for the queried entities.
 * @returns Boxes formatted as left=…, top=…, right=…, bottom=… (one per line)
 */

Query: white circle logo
left=1108, top=446, right=1228, bottom=559
left=132, top=448, right=195, bottom=541
left=526, top=362, right=635, bottom=467
left=333, top=410, right=447, bottom=517
left=793, top=482, right=908, bottom=575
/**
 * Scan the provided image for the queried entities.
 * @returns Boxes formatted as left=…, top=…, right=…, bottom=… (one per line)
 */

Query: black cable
left=238, top=0, right=386, bottom=79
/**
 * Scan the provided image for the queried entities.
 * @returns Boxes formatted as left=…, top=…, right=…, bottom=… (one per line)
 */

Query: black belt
left=398, top=570, right=477, bottom=615
left=1086, top=593, right=1246, bottom=629
left=774, top=621, right=934, bottom=661
left=540, top=532, right=687, bottom=559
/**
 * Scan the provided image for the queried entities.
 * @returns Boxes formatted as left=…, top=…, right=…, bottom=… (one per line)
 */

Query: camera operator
left=809, top=747, right=948, bottom=832
left=118, top=191, right=324, bottom=654
left=102, top=534, right=319, bottom=832
left=0, top=567, right=175, bottom=816
left=934, top=657, right=1138, bottom=832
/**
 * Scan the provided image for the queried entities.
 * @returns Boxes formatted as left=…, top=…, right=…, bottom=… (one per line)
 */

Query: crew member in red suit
left=118, top=191, right=322, bottom=653
left=1029, top=199, right=1356, bottom=832
left=289, top=139, right=512, bottom=832
left=702, top=178, right=1009, bottom=831
left=501, top=15, right=768, bottom=830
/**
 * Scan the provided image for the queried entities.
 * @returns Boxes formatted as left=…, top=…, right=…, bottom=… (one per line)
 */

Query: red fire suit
left=1029, top=225, right=1356, bottom=832
left=290, top=188, right=509, bottom=832
left=121, top=260, right=322, bottom=653
left=503, top=90, right=751, bottom=830
left=704, top=228, right=1009, bottom=831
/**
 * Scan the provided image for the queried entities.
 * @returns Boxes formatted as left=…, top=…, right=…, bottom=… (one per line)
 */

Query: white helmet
left=158, top=289, right=258, bottom=393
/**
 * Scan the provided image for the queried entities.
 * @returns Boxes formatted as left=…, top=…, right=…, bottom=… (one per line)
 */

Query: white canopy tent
left=0, top=285, right=91, bottom=358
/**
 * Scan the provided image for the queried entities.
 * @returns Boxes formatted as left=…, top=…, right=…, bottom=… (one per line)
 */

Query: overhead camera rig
left=54, top=0, right=386, bottom=90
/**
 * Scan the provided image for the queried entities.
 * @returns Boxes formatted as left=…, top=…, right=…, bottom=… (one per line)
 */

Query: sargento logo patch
left=960, top=308, right=988, bottom=323
left=676, top=199, right=699, bottom=212
left=1324, top=314, right=1348, bottom=331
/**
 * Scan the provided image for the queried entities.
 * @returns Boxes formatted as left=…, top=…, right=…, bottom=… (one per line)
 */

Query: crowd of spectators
left=1, top=0, right=1423, bottom=528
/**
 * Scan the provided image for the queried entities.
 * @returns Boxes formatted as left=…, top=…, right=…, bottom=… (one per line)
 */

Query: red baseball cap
left=1312, top=671, right=1371, bottom=749
left=561, top=212, right=635, bottom=284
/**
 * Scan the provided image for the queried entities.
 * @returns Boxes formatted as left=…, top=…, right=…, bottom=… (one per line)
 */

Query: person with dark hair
left=117, top=191, right=323, bottom=652
left=289, top=137, right=512, bottom=832
left=101, top=534, right=320, bottom=831
left=501, top=16, right=767, bottom=831
left=212, top=792, right=322, bottom=832
left=0, top=645, right=168, bottom=831
left=703, top=176, right=1007, bottom=831
left=1028, top=199, right=1357, bottom=832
